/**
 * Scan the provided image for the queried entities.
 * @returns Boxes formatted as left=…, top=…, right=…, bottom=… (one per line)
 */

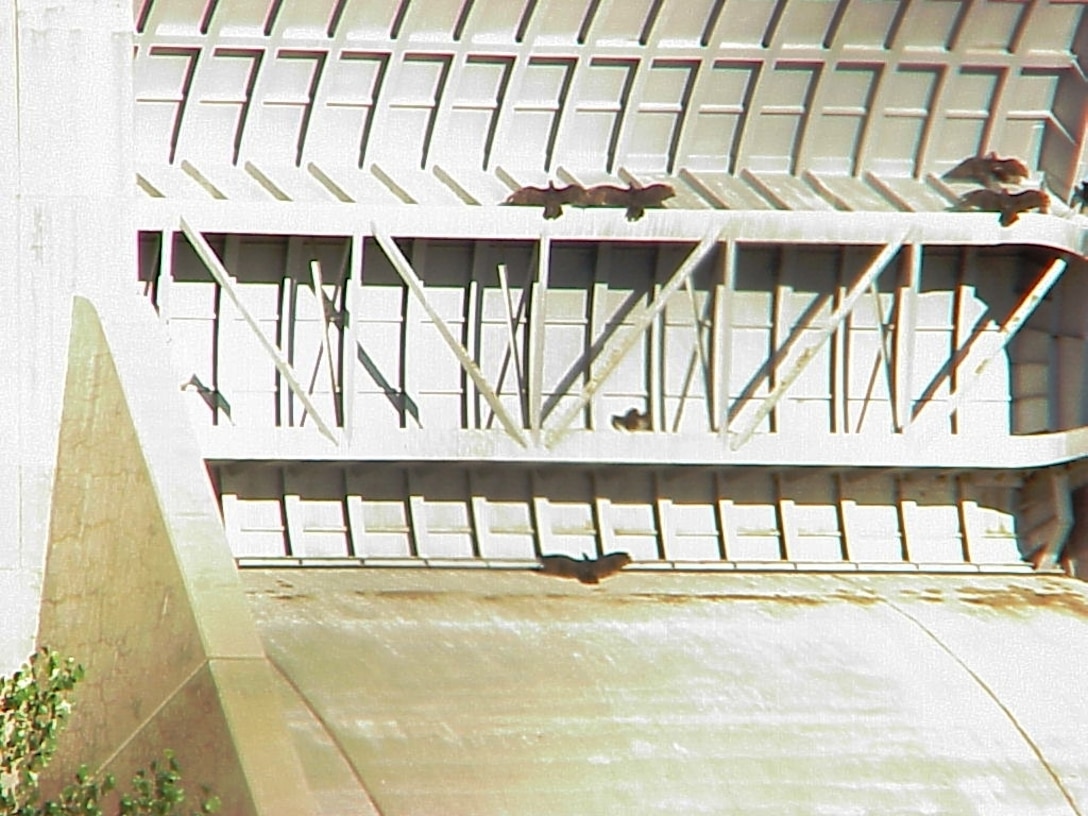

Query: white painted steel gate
left=133, top=0, right=1088, bottom=574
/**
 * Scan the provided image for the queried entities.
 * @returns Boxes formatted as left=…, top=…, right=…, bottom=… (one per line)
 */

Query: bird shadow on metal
left=181, top=373, right=233, bottom=424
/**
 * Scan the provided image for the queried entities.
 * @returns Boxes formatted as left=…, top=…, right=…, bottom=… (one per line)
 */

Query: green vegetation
left=0, top=648, right=219, bottom=816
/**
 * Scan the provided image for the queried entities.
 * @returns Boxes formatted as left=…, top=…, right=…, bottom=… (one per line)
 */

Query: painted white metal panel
left=284, top=467, right=350, bottom=558
left=624, top=60, right=697, bottom=172
left=346, top=468, right=413, bottom=558
left=841, top=476, right=904, bottom=564
left=217, top=272, right=280, bottom=426
left=248, top=56, right=327, bottom=174
left=265, top=0, right=340, bottom=39
left=217, top=461, right=1041, bottom=573
left=457, top=0, right=524, bottom=43
left=659, top=244, right=712, bottom=432
left=220, top=466, right=289, bottom=558
left=305, top=53, right=386, bottom=171
left=593, top=245, right=654, bottom=429
left=963, top=483, right=1020, bottom=566
left=167, top=233, right=223, bottom=425
left=471, top=469, right=535, bottom=559
left=742, top=63, right=821, bottom=175
left=804, top=64, right=881, bottom=176
left=371, top=55, right=452, bottom=169
left=684, top=61, right=761, bottom=173
left=534, top=470, right=597, bottom=558
left=430, top=57, right=512, bottom=171
left=554, top=58, right=636, bottom=173
left=353, top=244, right=408, bottom=431
left=410, top=469, right=475, bottom=559
left=409, top=241, right=472, bottom=428
left=722, top=471, right=782, bottom=561
left=782, top=479, right=844, bottom=563
left=396, top=0, right=465, bottom=41
left=595, top=470, right=659, bottom=561
left=332, top=0, right=403, bottom=40
left=902, top=480, right=966, bottom=564
left=658, top=470, right=721, bottom=561
left=222, top=493, right=289, bottom=558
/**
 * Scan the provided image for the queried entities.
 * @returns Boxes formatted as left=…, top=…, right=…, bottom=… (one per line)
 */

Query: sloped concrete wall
left=247, top=567, right=1088, bottom=816
left=37, top=296, right=315, bottom=816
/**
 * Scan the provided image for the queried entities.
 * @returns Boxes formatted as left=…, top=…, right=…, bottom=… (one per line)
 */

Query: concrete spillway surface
left=244, top=568, right=1088, bottom=815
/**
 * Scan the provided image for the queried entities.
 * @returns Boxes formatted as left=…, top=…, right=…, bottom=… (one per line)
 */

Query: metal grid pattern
left=219, top=461, right=1027, bottom=571
left=133, top=0, right=1087, bottom=208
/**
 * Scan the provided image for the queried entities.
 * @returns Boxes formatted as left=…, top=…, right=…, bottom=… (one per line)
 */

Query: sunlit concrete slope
left=37, top=297, right=315, bottom=816
left=246, top=568, right=1088, bottom=815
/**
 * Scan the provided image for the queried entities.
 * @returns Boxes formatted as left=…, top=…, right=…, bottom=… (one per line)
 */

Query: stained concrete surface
left=245, top=567, right=1088, bottom=816
left=37, top=297, right=315, bottom=816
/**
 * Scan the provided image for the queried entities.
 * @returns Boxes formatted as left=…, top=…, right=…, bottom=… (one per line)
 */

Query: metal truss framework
left=180, top=218, right=339, bottom=442
left=162, top=216, right=1078, bottom=469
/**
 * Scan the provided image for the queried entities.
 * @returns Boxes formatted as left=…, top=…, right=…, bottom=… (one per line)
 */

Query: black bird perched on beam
left=611, top=408, right=651, bottom=431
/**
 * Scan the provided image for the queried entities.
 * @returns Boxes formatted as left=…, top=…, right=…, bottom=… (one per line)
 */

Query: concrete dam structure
left=2, top=0, right=1088, bottom=813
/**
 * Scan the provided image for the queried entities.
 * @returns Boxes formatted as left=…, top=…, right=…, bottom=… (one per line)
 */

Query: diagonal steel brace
left=372, top=225, right=529, bottom=447
left=544, top=231, right=720, bottom=447
left=909, top=256, right=1068, bottom=431
left=728, top=238, right=906, bottom=451
left=180, top=218, right=338, bottom=444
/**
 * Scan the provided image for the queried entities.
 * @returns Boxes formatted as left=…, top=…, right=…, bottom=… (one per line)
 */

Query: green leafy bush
left=0, top=648, right=219, bottom=816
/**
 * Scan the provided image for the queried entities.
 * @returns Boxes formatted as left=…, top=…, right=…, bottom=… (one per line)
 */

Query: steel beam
left=465, top=246, right=484, bottom=427
left=528, top=237, right=551, bottom=440
left=372, top=225, right=529, bottom=447
left=545, top=232, right=720, bottom=447
left=671, top=278, right=714, bottom=433
left=893, top=244, right=921, bottom=431
left=179, top=218, right=338, bottom=444
left=156, top=229, right=173, bottom=318
left=650, top=272, right=664, bottom=431
left=497, top=262, right=527, bottom=426
left=485, top=254, right=532, bottom=430
left=688, top=276, right=714, bottom=426
left=714, top=243, right=736, bottom=435
left=831, top=254, right=847, bottom=434
left=588, top=248, right=612, bottom=431
left=310, top=260, right=340, bottom=422
left=342, top=235, right=363, bottom=441
left=282, top=236, right=304, bottom=426
left=909, top=257, right=1068, bottom=431
left=855, top=281, right=897, bottom=433
left=729, top=239, right=906, bottom=451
